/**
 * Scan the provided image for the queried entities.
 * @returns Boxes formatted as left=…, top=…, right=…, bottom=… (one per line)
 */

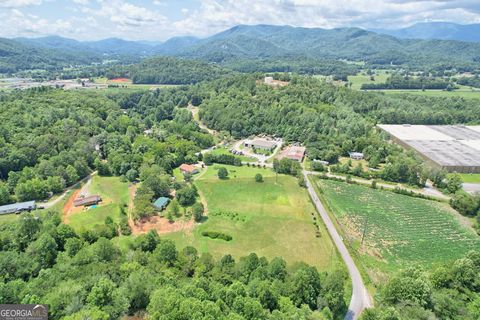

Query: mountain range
left=371, top=22, right=480, bottom=43
left=2, top=23, right=480, bottom=73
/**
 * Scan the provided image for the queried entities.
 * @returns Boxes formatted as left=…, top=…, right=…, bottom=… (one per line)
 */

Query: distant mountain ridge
left=371, top=22, right=480, bottom=42
left=3, top=24, right=480, bottom=73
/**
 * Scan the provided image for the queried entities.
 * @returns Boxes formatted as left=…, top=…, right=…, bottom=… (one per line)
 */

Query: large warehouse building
left=378, top=124, right=480, bottom=173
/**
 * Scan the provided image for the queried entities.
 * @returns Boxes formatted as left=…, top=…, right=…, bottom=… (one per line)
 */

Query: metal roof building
left=378, top=124, right=480, bottom=173
left=0, top=201, right=36, bottom=215
left=153, top=197, right=170, bottom=210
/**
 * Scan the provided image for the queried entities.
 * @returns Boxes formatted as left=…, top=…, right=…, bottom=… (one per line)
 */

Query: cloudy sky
left=0, top=0, right=479, bottom=41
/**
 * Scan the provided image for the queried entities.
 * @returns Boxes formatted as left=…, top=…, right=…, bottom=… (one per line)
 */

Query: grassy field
left=94, top=77, right=179, bottom=92
left=377, top=88, right=480, bottom=99
left=68, top=176, right=130, bottom=231
left=458, top=173, right=480, bottom=183
left=313, top=178, right=480, bottom=279
left=348, top=72, right=389, bottom=90
left=164, top=165, right=342, bottom=271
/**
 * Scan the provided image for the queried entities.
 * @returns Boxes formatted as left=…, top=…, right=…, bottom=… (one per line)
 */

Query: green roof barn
left=153, top=197, right=170, bottom=210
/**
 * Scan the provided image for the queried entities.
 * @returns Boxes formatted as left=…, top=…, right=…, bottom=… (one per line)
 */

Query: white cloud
left=0, top=0, right=42, bottom=8
left=1, top=0, right=480, bottom=40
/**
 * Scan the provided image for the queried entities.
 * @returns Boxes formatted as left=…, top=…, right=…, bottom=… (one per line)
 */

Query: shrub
left=255, top=173, right=263, bottom=183
left=201, top=231, right=232, bottom=241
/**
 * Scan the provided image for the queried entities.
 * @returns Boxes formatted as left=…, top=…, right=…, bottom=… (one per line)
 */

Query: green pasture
left=164, top=165, right=342, bottom=271
left=68, top=176, right=130, bottom=231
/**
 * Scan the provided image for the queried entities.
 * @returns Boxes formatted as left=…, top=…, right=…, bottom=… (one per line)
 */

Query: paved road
left=303, top=171, right=372, bottom=320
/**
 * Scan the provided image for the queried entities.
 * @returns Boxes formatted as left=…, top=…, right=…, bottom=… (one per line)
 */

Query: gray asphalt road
left=303, top=171, right=372, bottom=320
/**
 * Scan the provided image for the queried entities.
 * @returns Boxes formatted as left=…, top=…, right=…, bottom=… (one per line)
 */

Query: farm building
left=0, top=201, right=36, bottom=215
left=244, top=139, right=277, bottom=151
left=281, top=146, right=306, bottom=162
left=378, top=124, right=480, bottom=173
left=179, top=163, right=199, bottom=174
left=73, top=195, right=102, bottom=207
left=349, top=152, right=364, bottom=160
left=153, top=197, right=170, bottom=210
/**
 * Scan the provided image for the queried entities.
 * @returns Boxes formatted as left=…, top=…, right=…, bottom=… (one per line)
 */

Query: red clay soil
left=62, top=189, right=81, bottom=223
left=110, top=78, right=130, bottom=83
left=130, top=216, right=195, bottom=235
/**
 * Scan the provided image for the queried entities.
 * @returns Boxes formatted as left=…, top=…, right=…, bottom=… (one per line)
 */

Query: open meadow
left=165, top=165, right=342, bottom=271
left=67, top=176, right=130, bottom=231
left=312, top=177, right=480, bottom=280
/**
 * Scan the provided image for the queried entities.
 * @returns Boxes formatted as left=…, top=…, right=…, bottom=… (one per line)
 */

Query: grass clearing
left=312, top=178, right=480, bottom=278
left=458, top=173, right=480, bottom=184
left=348, top=72, right=389, bottom=90
left=68, top=176, right=130, bottom=231
left=164, top=165, right=342, bottom=271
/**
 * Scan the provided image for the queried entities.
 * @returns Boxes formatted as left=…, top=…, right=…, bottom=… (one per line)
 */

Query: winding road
left=188, top=105, right=372, bottom=319
left=304, top=171, right=372, bottom=320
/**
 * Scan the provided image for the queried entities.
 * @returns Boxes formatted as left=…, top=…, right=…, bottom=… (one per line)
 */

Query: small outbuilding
left=282, top=146, right=306, bottom=162
left=0, top=201, right=36, bottom=215
left=179, top=163, right=199, bottom=175
left=153, top=197, right=170, bottom=211
left=73, top=195, right=102, bottom=207
left=349, top=152, right=364, bottom=160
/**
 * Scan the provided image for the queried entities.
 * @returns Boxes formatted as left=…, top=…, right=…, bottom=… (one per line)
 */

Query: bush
left=255, top=173, right=263, bottom=183
left=201, top=231, right=232, bottom=241
left=192, top=202, right=204, bottom=222
left=217, top=167, right=228, bottom=179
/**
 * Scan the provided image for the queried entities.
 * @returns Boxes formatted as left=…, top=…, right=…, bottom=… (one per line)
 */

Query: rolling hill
left=372, top=22, right=480, bottom=43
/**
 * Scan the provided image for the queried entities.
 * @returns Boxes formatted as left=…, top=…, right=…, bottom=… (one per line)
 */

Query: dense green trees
left=361, top=251, right=480, bottom=320
left=0, top=85, right=214, bottom=203
left=0, top=213, right=348, bottom=319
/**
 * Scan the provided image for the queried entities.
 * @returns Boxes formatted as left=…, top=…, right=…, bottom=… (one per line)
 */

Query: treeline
left=196, top=74, right=432, bottom=186
left=361, top=251, right=480, bottom=320
left=0, top=213, right=348, bottom=319
left=105, top=57, right=231, bottom=85
left=361, top=75, right=453, bottom=90
left=0, top=85, right=214, bottom=204
left=457, top=76, right=480, bottom=88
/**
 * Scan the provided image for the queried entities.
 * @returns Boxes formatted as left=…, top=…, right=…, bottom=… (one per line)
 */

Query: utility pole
left=361, top=214, right=368, bottom=245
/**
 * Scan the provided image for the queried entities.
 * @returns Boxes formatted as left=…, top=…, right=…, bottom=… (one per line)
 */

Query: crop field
left=379, top=89, right=480, bottom=99
left=165, top=165, right=342, bottom=271
left=68, top=176, right=130, bottom=231
left=313, top=178, right=480, bottom=274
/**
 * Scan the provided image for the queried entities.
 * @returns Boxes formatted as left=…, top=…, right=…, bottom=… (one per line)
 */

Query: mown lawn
left=458, top=173, right=480, bottom=184
left=313, top=178, right=480, bottom=279
left=165, top=165, right=342, bottom=271
left=68, top=176, right=130, bottom=231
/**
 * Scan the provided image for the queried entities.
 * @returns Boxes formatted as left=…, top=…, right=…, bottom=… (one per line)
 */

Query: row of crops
left=315, top=178, right=480, bottom=265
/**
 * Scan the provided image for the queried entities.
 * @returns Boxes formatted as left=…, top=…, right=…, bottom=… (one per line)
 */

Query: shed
left=73, top=195, right=102, bottom=207
left=0, top=201, right=36, bottom=215
left=349, top=152, right=364, bottom=160
left=153, top=197, right=170, bottom=210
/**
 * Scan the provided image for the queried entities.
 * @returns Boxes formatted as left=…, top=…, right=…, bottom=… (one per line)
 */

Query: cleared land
left=313, top=178, right=480, bottom=278
left=164, top=165, right=342, bottom=271
left=67, top=176, right=130, bottom=231
left=459, top=173, right=480, bottom=183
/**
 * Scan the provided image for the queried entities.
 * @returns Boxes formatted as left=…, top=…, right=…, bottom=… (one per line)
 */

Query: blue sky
left=0, top=0, right=479, bottom=40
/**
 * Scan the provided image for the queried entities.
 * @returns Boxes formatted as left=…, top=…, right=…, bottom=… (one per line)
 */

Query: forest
left=0, top=214, right=346, bottom=320
left=0, top=86, right=213, bottom=205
